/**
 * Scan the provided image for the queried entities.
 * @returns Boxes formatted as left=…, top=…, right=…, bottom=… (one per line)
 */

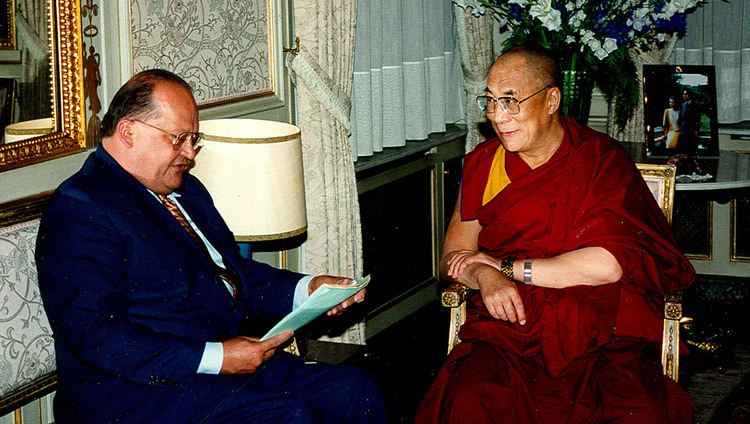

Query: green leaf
left=592, top=48, right=640, bottom=132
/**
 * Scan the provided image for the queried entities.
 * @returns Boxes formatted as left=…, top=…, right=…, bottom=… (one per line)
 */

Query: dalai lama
left=416, top=45, right=695, bottom=423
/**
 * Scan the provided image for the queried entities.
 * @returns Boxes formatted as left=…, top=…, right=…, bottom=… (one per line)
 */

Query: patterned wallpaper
left=130, top=0, right=273, bottom=107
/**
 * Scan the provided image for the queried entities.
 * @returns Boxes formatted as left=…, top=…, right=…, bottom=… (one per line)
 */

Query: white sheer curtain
left=670, top=0, right=750, bottom=124
left=453, top=3, right=496, bottom=152
left=350, top=0, right=464, bottom=159
left=287, top=0, right=364, bottom=344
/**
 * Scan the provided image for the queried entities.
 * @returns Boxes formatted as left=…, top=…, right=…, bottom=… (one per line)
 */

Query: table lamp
left=191, top=118, right=307, bottom=242
left=3, top=117, right=54, bottom=144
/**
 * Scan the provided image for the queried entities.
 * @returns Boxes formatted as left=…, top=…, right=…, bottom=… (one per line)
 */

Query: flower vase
left=559, top=54, right=593, bottom=127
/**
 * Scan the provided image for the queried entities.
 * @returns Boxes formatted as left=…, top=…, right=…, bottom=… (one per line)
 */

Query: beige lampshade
left=3, top=117, right=54, bottom=144
left=191, top=118, right=307, bottom=241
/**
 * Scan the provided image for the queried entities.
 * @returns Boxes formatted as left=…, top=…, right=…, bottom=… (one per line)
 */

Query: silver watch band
left=523, top=259, right=532, bottom=285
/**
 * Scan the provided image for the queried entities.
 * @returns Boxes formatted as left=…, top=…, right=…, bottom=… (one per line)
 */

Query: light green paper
left=260, top=275, right=371, bottom=341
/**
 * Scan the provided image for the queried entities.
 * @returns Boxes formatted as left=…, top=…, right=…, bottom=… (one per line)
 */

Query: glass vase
left=559, top=53, right=594, bottom=127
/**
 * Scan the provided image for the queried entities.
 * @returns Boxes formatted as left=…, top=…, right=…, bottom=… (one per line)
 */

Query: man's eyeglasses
left=132, top=119, right=204, bottom=151
left=476, top=85, right=553, bottom=115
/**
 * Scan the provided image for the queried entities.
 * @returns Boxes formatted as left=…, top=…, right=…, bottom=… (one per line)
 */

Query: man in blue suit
left=36, top=69, right=386, bottom=423
left=678, top=88, right=702, bottom=154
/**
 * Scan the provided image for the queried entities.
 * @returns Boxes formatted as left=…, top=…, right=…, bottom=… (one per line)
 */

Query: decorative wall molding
left=82, top=0, right=101, bottom=146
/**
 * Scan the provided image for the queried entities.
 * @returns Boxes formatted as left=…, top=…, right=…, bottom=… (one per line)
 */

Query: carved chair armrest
left=664, top=291, right=683, bottom=320
left=662, top=290, right=683, bottom=381
left=441, top=282, right=471, bottom=308
left=442, top=282, right=473, bottom=354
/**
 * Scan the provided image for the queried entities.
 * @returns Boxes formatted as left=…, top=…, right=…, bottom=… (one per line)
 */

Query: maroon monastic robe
left=417, top=117, right=695, bottom=423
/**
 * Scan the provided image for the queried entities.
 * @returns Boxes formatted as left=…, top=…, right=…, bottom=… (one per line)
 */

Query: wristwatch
left=500, top=256, right=516, bottom=280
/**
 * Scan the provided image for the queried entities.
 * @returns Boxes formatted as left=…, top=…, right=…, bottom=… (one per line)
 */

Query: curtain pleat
left=671, top=1, right=750, bottom=124
left=452, top=3, right=495, bottom=152
left=288, top=0, right=364, bottom=344
left=351, top=0, right=462, bottom=159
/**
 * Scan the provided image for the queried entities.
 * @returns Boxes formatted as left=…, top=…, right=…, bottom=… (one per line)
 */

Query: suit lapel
left=101, top=159, right=215, bottom=266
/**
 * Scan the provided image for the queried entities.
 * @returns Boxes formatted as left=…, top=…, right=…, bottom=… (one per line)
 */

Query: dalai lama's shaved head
left=494, top=45, right=561, bottom=91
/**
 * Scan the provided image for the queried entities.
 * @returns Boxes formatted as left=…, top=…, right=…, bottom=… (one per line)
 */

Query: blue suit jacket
left=679, top=99, right=701, bottom=134
left=36, top=146, right=304, bottom=422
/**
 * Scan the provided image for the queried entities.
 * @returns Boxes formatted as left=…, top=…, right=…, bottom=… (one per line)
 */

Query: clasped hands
left=446, top=250, right=527, bottom=326
left=220, top=275, right=365, bottom=374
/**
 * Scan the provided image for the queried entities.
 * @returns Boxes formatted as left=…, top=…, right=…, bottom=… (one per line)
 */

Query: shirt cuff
left=197, top=342, right=223, bottom=374
left=293, top=275, right=315, bottom=309
left=198, top=275, right=314, bottom=375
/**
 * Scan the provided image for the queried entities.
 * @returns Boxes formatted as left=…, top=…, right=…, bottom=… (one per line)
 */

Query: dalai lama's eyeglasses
left=132, top=119, right=204, bottom=151
left=476, top=85, right=553, bottom=115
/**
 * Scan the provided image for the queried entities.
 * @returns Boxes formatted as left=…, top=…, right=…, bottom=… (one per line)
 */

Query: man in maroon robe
left=416, top=46, right=695, bottom=423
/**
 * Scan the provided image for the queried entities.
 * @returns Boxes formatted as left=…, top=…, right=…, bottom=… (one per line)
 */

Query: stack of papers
left=260, top=275, right=371, bottom=341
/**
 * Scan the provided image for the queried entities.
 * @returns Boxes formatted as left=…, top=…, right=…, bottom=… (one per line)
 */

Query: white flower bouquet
left=457, top=0, right=707, bottom=130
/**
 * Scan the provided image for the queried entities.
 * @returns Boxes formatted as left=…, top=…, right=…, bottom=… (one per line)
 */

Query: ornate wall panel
left=82, top=0, right=102, bottom=146
left=130, top=0, right=274, bottom=107
left=673, top=193, right=712, bottom=260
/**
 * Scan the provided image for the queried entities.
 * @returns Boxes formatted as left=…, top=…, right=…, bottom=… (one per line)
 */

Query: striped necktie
left=158, top=194, right=239, bottom=300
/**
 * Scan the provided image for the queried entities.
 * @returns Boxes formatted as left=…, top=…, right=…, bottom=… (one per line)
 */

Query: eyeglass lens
left=477, top=96, right=519, bottom=115
left=173, top=132, right=203, bottom=151
left=477, top=85, right=552, bottom=115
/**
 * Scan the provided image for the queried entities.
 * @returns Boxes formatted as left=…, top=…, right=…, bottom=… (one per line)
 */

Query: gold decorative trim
left=5, top=127, right=54, bottom=136
left=0, top=0, right=86, bottom=171
left=441, top=282, right=469, bottom=308
left=0, top=0, right=16, bottom=49
left=635, top=163, right=676, bottom=224
left=686, top=339, right=720, bottom=353
left=202, top=131, right=300, bottom=144
left=664, top=291, right=683, bottom=319
left=82, top=0, right=102, bottom=147
left=0, top=192, right=52, bottom=226
left=282, top=337, right=300, bottom=356
left=234, top=225, right=307, bottom=242
left=730, top=198, right=750, bottom=262
left=0, top=373, right=57, bottom=417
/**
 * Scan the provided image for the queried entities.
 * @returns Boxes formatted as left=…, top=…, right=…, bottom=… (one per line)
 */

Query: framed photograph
left=643, top=65, right=719, bottom=157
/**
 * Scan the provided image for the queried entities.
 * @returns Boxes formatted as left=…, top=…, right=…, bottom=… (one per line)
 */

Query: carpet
left=682, top=275, right=750, bottom=423
left=684, top=340, right=750, bottom=423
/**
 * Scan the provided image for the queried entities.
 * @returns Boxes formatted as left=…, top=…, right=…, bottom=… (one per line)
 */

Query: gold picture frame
left=0, top=0, right=86, bottom=171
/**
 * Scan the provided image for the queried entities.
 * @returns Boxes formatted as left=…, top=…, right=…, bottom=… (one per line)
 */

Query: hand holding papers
left=260, top=275, right=371, bottom=341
